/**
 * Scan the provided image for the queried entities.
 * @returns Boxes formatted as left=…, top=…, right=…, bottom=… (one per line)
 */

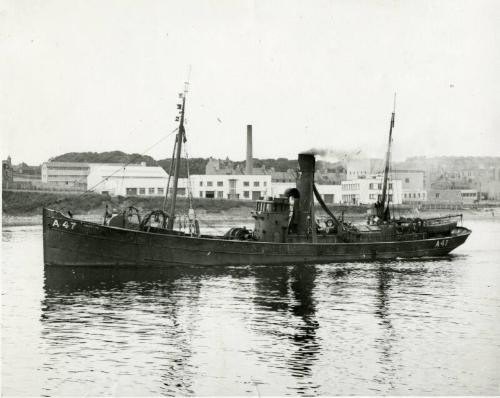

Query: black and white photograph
left=1, top=0, right=499, bottom=396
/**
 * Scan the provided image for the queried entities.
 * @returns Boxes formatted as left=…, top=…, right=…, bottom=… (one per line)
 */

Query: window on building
left=264, top=181, right=267, bottom=186
left=205, top=191, right=215, bottom=198
left=139, top=188, right=145, bottom=195
left=199, top=191, right=203, bottom=197
left=378, top=183, right=382, bottom=189
left=243, top=181, right=249, bottom=186
left=243, top=191, right=249, bottom=198
left=217, top=181, right=223, bottom=187
left=199, top=181, right=203, bottom=187
left=148, top=188, right=155, bottom=194
left=158, top=188, right=164, bottom=194
left=388, top=194, right=393, bottom=202
left=405, top=178, right=410, bottom=183
left=389, top=183, right=393, bottom=190
left=217, top=191, right=223, bottom=198
left=369, top=183, right=374, bottom=190
left=253, top=181, right=260, bottom=187
left=207, top=181, right=213, bottom=187
left=324, top=194, right=334, bottom=204
left=435, top=193, right=440, bottom=198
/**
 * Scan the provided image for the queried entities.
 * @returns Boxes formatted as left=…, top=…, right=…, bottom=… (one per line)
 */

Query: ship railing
left=357, top=231, right=428, bottom=242
left=423, top=214, right=462, bottom=226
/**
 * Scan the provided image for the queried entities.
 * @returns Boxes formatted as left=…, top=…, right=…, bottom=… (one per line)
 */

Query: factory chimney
left=246, top=124, right=253, bottom=175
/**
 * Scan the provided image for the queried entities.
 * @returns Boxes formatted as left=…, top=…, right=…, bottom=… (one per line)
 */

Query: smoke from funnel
left=301, top=147, right=364, bottom=163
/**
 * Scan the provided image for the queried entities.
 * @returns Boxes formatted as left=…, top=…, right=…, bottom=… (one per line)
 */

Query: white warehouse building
left=190, top=174, right=272, bottom=200
left=87, top=164, right=169, bottom=197
left=271, top=182, right=342, bottom=204
left=341, top=176, right=403, bottom=205
left=314, top=184, right=343, bottom=204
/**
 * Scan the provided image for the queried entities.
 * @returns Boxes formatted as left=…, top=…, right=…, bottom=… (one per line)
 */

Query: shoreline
left=3, top=207, right=497, bottom=227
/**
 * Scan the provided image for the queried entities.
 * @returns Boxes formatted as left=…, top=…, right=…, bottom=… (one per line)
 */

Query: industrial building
left=190, top=174, right=271, bottom=200
left=41, top=161, right=93, bottom=189
left=189, top=124, right=272, bottom=200
left=315, top=184, right=343, bottom=204
left=393, top=170, right=427, bottom=204
left=460, top=189, right=479, bottom=204
left=340, top=176, right=403, bottom=205
left=87, top=164, right=169, bottom=196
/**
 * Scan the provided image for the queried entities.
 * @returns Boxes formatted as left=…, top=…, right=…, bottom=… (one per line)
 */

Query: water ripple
left=2, top=221, right=500, bottom=395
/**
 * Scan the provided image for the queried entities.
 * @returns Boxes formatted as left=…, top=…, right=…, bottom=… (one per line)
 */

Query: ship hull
left=43, top=209, right=471, bottom=267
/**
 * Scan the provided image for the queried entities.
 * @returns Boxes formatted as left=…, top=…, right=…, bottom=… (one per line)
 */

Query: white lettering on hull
left=52, top=219, right=77, bottom=230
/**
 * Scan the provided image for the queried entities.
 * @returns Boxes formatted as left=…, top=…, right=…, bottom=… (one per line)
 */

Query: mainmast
left=380, top=94, right=396, bottom=221
left=167, top=82, right=189, bottom=230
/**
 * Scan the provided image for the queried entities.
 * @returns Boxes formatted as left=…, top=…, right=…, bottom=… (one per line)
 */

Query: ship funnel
left=295, top=153, right=316, bottom=239
left=246, top=125, right=253, bottom=174
left=298, top=153, right=315, bottom=174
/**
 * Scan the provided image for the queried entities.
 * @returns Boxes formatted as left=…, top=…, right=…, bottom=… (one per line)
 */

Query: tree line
left=49, top=151, right=299, bottom=177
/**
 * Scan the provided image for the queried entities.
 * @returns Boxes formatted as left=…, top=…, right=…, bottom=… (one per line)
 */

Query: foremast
left=378, top=94, right=396, bottom=222
left=167, top=82, right=189, bottom=230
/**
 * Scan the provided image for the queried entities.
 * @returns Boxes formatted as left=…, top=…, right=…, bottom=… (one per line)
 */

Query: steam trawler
left=42, top=90, right=471, bottom=266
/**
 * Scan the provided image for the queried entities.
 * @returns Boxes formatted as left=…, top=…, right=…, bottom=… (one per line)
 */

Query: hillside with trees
left=48, top=151, right=298, bottom=175
left=50, top=151, right=157, bottom=166
left=157, top=157, right=208, bottom=177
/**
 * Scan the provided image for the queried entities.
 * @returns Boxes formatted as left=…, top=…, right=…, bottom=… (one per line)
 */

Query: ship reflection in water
left=3, top=221, right=499, bottom=396
left=35, top=250, right=498, bottom=396
left=41, top=264, right=323, bottom=395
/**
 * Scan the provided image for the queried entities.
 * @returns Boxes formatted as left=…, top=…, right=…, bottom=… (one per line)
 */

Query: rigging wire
left=389, top=149, right=397, bottom=219
left=184, top=141, right=195, bottom=211
left=47, top=127, right=179, bottom=209
left=162, top=136, right=178, bottom=212
left=78, top=127, right=179, bottom=198
left=195, top=217, right=227, bottom=235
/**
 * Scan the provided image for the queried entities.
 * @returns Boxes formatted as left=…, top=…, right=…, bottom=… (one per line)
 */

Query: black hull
left=43, top=209, right=471, bottom=267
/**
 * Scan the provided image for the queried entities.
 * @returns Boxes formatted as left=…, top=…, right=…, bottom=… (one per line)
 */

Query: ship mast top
left=379, top=93, right=396, bottom=222
left=167, top=81, right=189, bottom=230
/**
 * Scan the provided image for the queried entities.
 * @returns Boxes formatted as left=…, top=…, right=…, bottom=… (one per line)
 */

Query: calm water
left=2, top=219, right=500, bottom=396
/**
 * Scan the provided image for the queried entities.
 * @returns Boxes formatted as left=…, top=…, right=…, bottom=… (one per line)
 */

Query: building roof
left=43, top=161, right=91, bottom=167
left=89, top=165, right=168, bottom=179
left=43, top=161, right=140, bottom=168
left=393, top=169, right=426, bottom=174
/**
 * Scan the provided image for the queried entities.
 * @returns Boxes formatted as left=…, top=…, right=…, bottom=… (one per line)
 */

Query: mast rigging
left=379, top=93, right=396, bottom=221
left=167, top=81, right=189, bottom=230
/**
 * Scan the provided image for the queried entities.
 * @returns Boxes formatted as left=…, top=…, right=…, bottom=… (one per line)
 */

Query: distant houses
left=3, top=154, right=500, bottom=205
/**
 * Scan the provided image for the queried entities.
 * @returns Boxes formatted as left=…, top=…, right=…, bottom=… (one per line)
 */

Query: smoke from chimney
left=246, top=124, right=253, bottom=174
left=301, top=147, right=364, bottom=163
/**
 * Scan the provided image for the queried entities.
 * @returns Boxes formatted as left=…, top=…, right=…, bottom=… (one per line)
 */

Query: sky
left=1, top=0, right=499, bottom=165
